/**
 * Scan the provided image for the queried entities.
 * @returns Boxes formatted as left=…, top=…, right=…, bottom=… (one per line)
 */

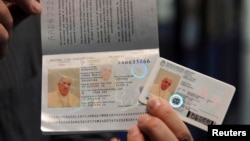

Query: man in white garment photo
left=48, top=76, right=80, bottom=108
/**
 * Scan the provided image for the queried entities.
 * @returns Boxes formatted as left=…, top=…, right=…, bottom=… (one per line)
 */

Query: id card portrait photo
left=149, top=68, right=181, bottom=101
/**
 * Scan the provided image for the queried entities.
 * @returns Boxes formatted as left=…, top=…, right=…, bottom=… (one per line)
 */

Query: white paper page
left=41, top=0, right=159, bottom=54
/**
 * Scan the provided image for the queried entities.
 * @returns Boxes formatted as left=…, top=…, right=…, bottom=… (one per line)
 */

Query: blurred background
left=158, top=0, right=245, bottom=125
left=0, top=0, right=249, bottom=141
left=157, top=0, right=244, bottom=140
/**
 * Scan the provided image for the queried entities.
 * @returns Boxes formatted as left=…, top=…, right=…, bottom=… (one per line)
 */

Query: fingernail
left=147, top=97, right=161, bottom=111
left=109, top=137, right=121, bottom=141
left=137, top=114, right=151, bottom=126
left=127, top=126, right=140, bottom=137
left=32, top=0, right=42, bottom=14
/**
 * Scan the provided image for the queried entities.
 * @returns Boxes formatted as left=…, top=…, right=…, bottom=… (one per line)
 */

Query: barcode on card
left=186, top=111, right=216, bottom=125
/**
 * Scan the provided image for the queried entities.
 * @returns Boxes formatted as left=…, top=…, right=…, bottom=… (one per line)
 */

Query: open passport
left=40, top=0, right=159, bottom=134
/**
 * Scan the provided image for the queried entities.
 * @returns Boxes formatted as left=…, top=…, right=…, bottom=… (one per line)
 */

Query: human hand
left=0, top=0, right=42, bottom=58
left=127, top=97, right=194, bottom=141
